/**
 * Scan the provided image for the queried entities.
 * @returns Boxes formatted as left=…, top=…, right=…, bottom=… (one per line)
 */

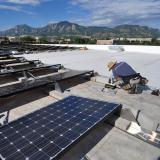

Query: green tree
left=151, top=38, right=160, bottom=46
left=39, top=37, right=49, bottom=44
left=70, top=37, right=96, bottom=44
left=20, top=36, right=36, bottom=43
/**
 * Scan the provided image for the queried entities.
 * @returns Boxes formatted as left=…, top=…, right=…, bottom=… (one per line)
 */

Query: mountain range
left=0, top=21, right=160, bottom=38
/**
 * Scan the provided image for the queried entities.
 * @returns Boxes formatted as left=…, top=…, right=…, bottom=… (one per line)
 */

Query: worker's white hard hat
left=107, top=60, right=117, bottom=71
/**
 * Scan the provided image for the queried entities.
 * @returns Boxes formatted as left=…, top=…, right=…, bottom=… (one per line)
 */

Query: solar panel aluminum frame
left=0, top=53, right=12, bottom=57
left=0, top=96, right=122, bottom=160
left=57, top=70, right=94, bottom=81
left=0, top=69, right=93, bottom=98
left=0, top=59, right=39, bottom=66
left=0, top=56, right=22, bottom=60
left=0, top=64, right=62, bottom=76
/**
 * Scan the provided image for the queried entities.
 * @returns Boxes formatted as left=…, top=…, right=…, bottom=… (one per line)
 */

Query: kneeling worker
left=107, top=61, right=148, bottom=93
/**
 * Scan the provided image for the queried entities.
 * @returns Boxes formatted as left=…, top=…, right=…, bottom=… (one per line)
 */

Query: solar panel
left=0, top=96, right=121, bottom=160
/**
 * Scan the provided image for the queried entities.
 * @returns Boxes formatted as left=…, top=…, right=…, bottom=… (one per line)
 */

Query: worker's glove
left=114, top=79, right=124, bottom=89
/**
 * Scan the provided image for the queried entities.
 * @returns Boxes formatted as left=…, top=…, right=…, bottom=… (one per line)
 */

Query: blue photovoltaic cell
left=0, top=96, right=121, bottom=160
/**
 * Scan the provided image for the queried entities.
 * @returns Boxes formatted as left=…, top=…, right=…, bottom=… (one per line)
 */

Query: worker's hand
left=114, top=80, right=122, bottom=89
left=115, top=77, right=121, bottom=81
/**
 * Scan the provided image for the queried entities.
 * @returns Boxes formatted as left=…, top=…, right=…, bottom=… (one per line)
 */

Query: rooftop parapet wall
left=49, top=44, right=160, bottom=55
left=122, top=45, right=160, bottom=55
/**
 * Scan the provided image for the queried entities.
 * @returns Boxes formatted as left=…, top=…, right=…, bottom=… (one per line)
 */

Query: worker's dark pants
left=121, top=74, right=141, bottom=85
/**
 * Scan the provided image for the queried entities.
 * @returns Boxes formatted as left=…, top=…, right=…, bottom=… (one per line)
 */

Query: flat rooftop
left=23, top=49, right=160, bottom=88
left=1, top=46, right=160, bottom=160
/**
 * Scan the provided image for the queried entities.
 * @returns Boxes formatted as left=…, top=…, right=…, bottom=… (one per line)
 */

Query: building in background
left=115, top=37, right=152, bottom=42
left=97, top=39, right=114, bottom=45
left=0, top=36, right=10, bottom=44
left=0, top=37, right=6, bottom=44
left=8, top=36, right=20, bottom=43
left=126, top=38, right=152, bottom=42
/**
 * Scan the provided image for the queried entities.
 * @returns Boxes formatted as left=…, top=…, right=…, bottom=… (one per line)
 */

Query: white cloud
left=0, top=4, right=21, bottom=11
left=0, top=4, right=34, bottom=14
left=0, top=0, right=49, bottom=13
left=6, top=0, right=40, bottom=5
left=70, top=0, right=160, bottom=26
left=1, top=0, right=50, bottom=5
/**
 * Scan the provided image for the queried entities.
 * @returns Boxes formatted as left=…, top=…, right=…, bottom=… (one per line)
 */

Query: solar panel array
left=0, top=96, right=121, bottom=160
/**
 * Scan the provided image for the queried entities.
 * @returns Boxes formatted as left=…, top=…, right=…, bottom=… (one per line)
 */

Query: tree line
left=1, top=36, right=160, bottom=45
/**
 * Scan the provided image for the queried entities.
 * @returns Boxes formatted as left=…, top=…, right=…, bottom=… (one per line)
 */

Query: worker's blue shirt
left=112, top=62, right=137, bottom=78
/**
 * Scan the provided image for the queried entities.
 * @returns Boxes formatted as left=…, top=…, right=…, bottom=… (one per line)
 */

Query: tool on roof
left=151, top=89, right=160, bottom=96
left=101, top=83, right=116, bottom=92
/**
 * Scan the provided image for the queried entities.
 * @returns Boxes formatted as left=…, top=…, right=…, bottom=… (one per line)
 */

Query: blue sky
left=0, top=0, right=160, bottom=30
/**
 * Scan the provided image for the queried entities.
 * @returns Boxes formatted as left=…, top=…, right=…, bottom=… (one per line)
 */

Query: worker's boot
left=128, top=84, right=136, bottom=94
left=140, top=77, right=148, bottom=85
left=129, top=77, right=142, bottom=94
